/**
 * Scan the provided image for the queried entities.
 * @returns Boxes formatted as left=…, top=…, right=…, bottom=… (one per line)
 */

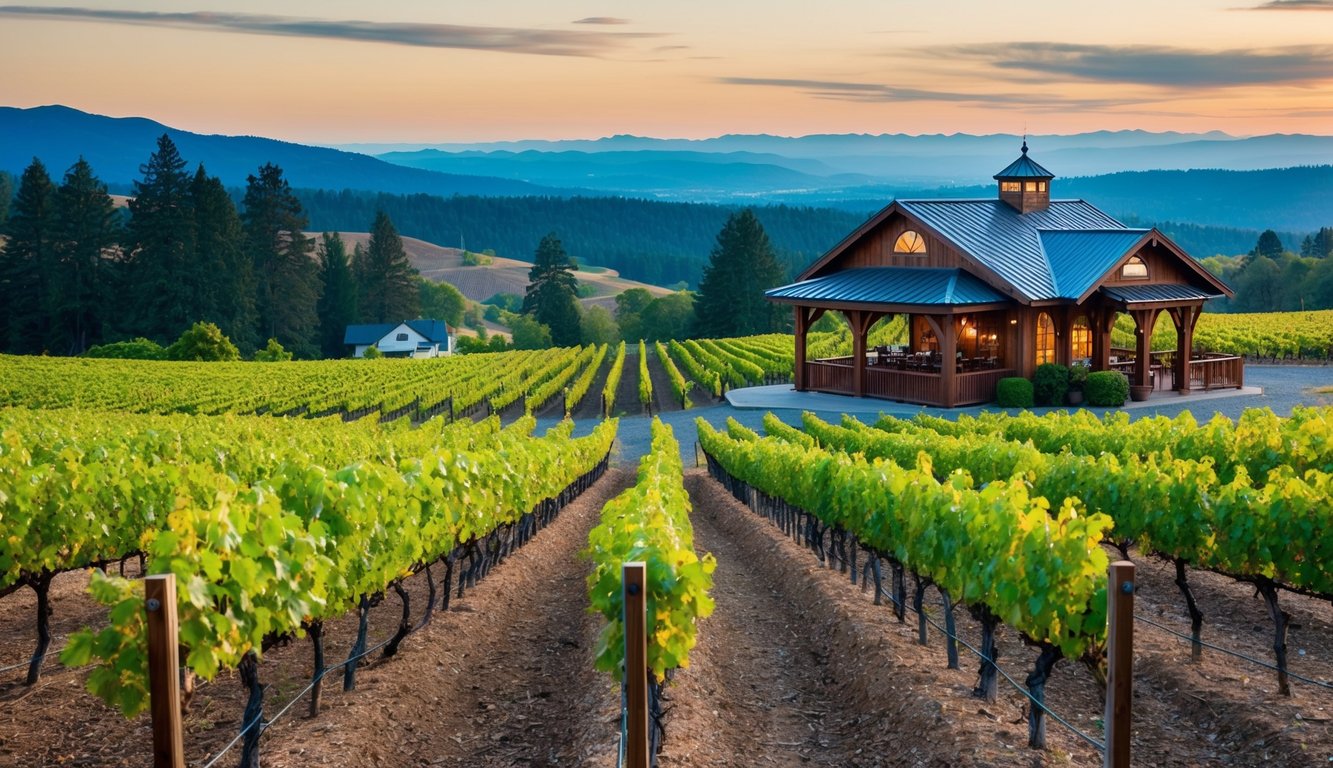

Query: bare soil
left=2, top=463, right=1330, bottom=768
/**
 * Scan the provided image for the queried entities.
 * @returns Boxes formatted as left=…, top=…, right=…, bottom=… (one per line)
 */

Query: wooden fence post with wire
left=1104, top=560, right=1135, bottom=768
left=145, top=573, right=186, bottom=768
left=622, top=562, right=649, bottom=768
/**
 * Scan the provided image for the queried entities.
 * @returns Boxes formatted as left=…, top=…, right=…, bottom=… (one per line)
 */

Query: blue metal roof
left=1038, top=229, right=1149, bottom=300
left=896, top=199, right=1125, bottom=301
left=343, top=320, right=452, bottom=345
left=766, top=267, right=1006, bottom=307
left=1102, top=284, right=1224, bottom=304
left=993, top=143, right=1055, bottom=179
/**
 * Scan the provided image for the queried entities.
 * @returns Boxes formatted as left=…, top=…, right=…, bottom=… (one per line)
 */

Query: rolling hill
left=0, top=105, right=565, bottom=198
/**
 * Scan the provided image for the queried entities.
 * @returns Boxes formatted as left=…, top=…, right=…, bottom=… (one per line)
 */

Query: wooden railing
left=956, top=368, right=1015, bottom=406
left=805, top=360, right=853, bottom=394
left=1188, top=355, right=1244, bottom=390
left=864, top=367, right=944, bottom=406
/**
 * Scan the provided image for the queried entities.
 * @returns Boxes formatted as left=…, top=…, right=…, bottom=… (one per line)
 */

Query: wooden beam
left=851, top=310, right=867, bottom=398
left=1104, top=561, right=1136, bottom=768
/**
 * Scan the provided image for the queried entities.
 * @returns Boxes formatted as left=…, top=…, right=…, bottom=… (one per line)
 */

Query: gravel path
left=547, top=363, right=1333, bottom=469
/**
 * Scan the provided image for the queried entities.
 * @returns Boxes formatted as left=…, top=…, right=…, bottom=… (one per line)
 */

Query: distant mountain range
left=357, top=130, right=1333, bottom=189
left=0, top=105, right=563, bottom=197
left=3, top=105, right=1331, bottom=240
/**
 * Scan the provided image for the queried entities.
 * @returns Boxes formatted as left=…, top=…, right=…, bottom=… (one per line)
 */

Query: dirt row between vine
left=675, top=469, right=1333, bottom=767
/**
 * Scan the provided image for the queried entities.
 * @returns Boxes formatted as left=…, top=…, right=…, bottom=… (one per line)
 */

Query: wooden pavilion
left=766, top=142, right=1242, bottom=407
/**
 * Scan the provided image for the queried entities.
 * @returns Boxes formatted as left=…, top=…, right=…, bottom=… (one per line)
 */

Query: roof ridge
left=943, top=270, right=960, bottom=304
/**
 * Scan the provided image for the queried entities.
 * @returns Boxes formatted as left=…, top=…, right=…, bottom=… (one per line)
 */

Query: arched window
left=1071, top=315, right=1092, bottom=361
left=1121, top=256, right=1148, bottom=279
left=1035, top=312, right=1056, bottom=365
left=894, top=230, right=927, bottom=254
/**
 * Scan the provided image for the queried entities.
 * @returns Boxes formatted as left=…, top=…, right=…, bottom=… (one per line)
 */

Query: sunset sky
left=2, top=0, right=1333, bottom=143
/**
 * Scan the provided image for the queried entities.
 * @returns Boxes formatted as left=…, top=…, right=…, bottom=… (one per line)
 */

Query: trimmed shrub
left=166, top=322, right=240, bottom=362
left=362, top=345, right=384, bottom=359
left=996, top=377, right=1034, bottom=408
left=253, top=338, right=292, bottom=362
left=1086, top=370, right=1130, bottom=407
left=1033, top=363, right=1070, bottom=406
left=84, top=337, right=166, bottom=360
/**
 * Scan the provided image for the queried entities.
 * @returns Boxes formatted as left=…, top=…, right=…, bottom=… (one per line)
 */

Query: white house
left=344, top=320, right=454, bottom=358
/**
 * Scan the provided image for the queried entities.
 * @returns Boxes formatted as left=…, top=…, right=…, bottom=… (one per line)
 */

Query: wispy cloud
left=572, top=16, right=630, bottom=25
left=1240, top=0, right=1333, bottom=9
left=0, top=6, right=660, bottom=57
left=716, top=76, right=1132, bottom=111
left=932, top=42, right=1333, bottom=87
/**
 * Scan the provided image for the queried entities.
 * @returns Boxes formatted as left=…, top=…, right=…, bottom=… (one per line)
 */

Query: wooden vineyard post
left=145, top=574, right=186, bottom=768
left=1104, top=561, right=1134, bottom=768
left=622, top=562, right=650, bottom=768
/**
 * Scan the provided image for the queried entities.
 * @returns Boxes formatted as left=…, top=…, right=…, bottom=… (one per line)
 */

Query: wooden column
left=850, top=310, right=867, bottom=398
left=1170, top=305, right=1196, bottom=393
left=793, top=306, right=807, bottom=391
left=923, top=315, right=957, bottom=408
left=1092, top=307, right=1115, bottom=372
left=1129, top=308, right=1160, bottom=401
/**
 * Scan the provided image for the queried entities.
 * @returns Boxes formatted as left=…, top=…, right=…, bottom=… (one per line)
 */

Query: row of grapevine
left=698, top=417, right=1110, bottom=745
left=0, top=407, right=617, bottom=705
left=602, top=341, right=627, bottom=417
left=586, top=419, right=715, bottom=682
left=797, top=409, right=1333, bottom=693
left=895, top=405, right=1333, bottom=484
left=638, top=340, right=653, bottom=410
left=1108, top=309, right=1333, bottom=359
left=655, top=341, right=693, bottom=409
left=668, top=339, right=722, bottom=398
left=0, top=346, right=599, bottom=422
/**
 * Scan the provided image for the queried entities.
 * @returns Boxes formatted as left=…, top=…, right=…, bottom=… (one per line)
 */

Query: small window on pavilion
left=1001, top=181, right=1021, bottom=193
left=1038, top=181, right=1047, bottom=192
left=1121, top=256, right=1148, bottom=280
left=1071, top=315, right=1092, bottom=360
left=1025, top=181, right=1038, bottom=192
left=1035, top=312, right=1056, bottom=365
left=894, top=230, right=927, bottom=255
left=396, top=333, right=409, bottom=341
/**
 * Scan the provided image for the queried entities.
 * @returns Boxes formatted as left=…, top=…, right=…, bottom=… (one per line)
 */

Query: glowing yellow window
left=1122, top=256, right=1148, bottom=279
left=1035, top=312, right=1056, bottom=365
left=1071, top=315, right=1092, bottom=360
left=894, top=230, right=927, bottom=254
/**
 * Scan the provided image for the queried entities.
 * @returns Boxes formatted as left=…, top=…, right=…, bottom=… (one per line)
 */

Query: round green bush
left=1033, top=363, right=1070, bottom=406
left=84, top=337, right=166, bottom=360
left=996, top=377, right=1034, bottom=408
left=1085, top=370, right=1130, bottom=407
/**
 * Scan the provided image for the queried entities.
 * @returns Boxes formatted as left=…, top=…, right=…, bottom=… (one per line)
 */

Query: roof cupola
left=993, top=139, right=1054, bottom=214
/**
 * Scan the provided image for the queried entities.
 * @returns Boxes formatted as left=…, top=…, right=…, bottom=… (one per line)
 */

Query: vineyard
left=0, top=342, right=1330, bottom=766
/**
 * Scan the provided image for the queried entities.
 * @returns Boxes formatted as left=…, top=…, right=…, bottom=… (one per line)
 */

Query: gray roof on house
left=897, top=199, right=1126, bottom=300
left=993, top=143, right=1055, bottom=179
left=766, top=267, right=1006, bottom=307
left=343, top=319, right=453, bottom=346
left=1102, top=284, right=1225, bottom=305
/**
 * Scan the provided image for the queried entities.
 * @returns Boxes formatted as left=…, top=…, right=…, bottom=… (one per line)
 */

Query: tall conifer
left=53, top=157, right=119, bottom=354
left=0, top=159, right=59, bottom=353
left=693, top=209, right=786, bottom=338
left=522, top=232, right=581, bottom=347
left=126, top=134, right=196, bottom=341
left=358, top=211, right=418, bottom=323
left=191, top=166, right=256, bottom=353
left=317, top=232, right=358, bottom=357
left=243, top=163, right=319, bottom=357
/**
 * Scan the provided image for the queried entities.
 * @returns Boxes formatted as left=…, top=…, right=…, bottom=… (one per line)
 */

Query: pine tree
left=1251, top=229, right=1284, bottom=261
left=522, top=232, right=581, bottom=347
left=317, top=232, right=358, bottom=358
left=126, top=134, right=197, bottom=342
left=693, top=209, right=786, bottom=338
left=191, top=166, right=256, bottom=353
left=0, top=171, right=14, bottom=229
left=358, top=211, right=418, bottom=323
left=0, top=159, right=59, bottom=353
left=243, top=163, right=319, bottom=358
left=53, top=157, right=119, bottom=354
